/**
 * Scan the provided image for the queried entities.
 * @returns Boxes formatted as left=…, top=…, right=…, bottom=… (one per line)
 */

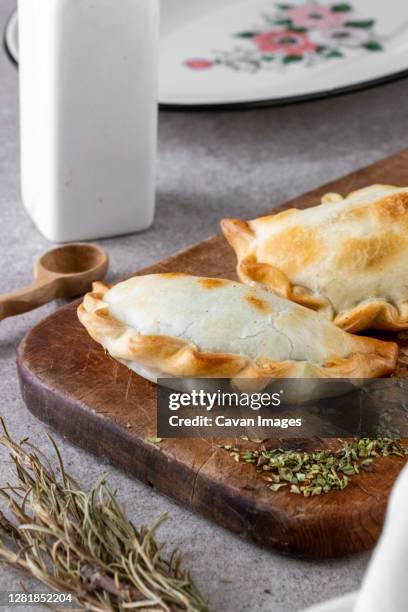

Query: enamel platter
left=4, top=0, right=408, bottom=109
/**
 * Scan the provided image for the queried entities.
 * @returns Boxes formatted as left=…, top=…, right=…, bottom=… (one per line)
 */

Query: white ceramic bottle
left=18, top=0, right=159, bottom=242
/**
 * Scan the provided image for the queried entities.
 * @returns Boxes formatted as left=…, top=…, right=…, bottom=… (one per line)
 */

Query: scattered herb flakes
left=147, top=437, right=163, bottom=445
left=220, top=439, right=408, bottom=497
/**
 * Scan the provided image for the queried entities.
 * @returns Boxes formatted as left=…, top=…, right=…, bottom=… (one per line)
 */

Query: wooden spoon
left=0, top=243, right=108, bottom=321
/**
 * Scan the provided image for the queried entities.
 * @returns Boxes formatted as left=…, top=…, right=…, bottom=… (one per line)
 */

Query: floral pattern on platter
left=184, top=2, right=383, bottom=73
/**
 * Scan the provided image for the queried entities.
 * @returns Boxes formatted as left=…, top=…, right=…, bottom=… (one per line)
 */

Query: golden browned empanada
left=78, top=274, right=397, bottom=382
left=221, top=185, right=408, bottom=333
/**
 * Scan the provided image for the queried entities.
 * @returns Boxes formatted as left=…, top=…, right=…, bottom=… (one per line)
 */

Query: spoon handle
left=0, top=280, right=56, bottom=321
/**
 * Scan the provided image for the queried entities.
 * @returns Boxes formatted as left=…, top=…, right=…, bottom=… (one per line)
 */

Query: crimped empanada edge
left=77, top=280, right=398, bottom=380
left=220, top=186, right=408, bottom=334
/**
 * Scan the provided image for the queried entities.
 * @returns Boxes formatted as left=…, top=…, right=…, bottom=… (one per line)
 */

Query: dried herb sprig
left=0, top=419, right=208, bottom=611
left=221, top=438, right=408, bottom=497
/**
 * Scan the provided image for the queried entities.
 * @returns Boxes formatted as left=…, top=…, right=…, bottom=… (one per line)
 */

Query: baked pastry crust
left=221, top=185, right=408, bottom=332
left=78, top=275, right=397, bottom=381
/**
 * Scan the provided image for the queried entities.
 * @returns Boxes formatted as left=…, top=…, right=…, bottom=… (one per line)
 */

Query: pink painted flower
left=286, top=4, right=346, bottom=30
left=254, top=30, right=317, bottom=55
left=184, top=58, right=214, bottom=70
left=309, top=26, right=371, bottom=48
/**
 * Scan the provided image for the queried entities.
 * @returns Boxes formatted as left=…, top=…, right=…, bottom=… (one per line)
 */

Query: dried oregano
left=0, top=419, right=208, bottom=612
left=221, top=438, right=408, bottom=497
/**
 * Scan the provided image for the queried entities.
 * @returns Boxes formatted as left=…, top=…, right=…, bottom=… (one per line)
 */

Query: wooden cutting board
left=17, top=150, right=408, bottom=559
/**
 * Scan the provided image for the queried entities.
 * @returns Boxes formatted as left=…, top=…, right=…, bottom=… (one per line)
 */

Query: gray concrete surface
left=1, top=0, right=408, bottom=610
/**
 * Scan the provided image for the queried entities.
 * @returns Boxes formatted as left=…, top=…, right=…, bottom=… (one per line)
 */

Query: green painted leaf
left=287, top=26, right=308, bottom=32
left=282, top=55, right=303, bottom=64
left=345, top=19, right=375, bottom=28
left=272, top=19, right=293, bottom=27
left=262, top=55, right=275, bottom=62
left=364, top=41, right=384, bottom=51
left=276, top=3, right=294, bottom=8
left=331, top=3, right=353, bottom=12
left=326, top=50, right=344, bottom=58
left=234, top=31, right=257, bottom=38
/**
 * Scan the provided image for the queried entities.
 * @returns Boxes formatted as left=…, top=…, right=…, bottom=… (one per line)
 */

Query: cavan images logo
left=184, top=2, right=383, bottom=73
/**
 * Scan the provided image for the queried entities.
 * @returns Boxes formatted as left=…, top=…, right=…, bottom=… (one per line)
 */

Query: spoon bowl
left=35, top=243, right=108, bottom=296
left=38, top=243, right=106, bottom=276
left=0, top=243, right=109, bottom=321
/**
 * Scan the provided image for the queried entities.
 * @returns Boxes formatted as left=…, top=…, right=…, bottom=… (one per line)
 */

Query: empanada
left=221, top=185, right=408, bottom=333
left=78, top=274, right=397, bottom=381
